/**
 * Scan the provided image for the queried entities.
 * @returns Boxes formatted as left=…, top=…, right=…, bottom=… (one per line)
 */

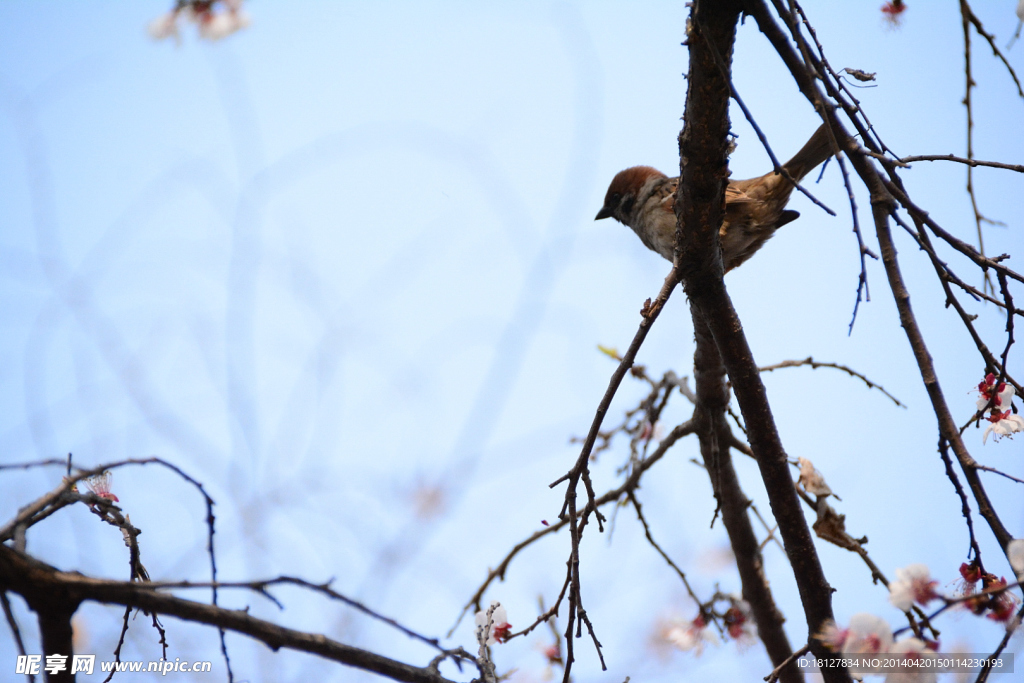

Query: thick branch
left=677, top=3, right=846, bottom=681
left=692, top=309, right=799, bottom=683
left=0, top=545, right=458, bottom=683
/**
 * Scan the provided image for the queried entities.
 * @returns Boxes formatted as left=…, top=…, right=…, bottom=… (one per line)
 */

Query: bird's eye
left=610, top=192, right=622, bottom=204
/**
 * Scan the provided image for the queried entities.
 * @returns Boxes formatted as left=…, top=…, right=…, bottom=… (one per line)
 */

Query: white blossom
left=147, top=1, right=250, bottom=43
left=1009, top=539, right=1024, bottom=579
left=842, top=613, right=893, bottom=657
left=197, top=9, right=251, bottom=41
left=147, top=12, right=180, bottom=41
left=976, top=375, right=1024, bottom=443
left=976, top=377, right=1014, bottom=412
left=889, top=564, right=939, bottom=611
left=884, top=638, right=937, bottom=683
left=983, top=411, right=1024, bottom=444
left=664, top=616, right=718, bottom=656
left=474, top=601, right=511, bottom=646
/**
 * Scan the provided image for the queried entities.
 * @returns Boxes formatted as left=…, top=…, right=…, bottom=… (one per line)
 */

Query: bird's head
left=595, top=166, right=665, bottom=225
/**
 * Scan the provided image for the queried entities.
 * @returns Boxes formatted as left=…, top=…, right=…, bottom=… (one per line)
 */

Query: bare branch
left=899, top=154, right=1024, bottom=173
left=757, top=356, right=904, bottom=407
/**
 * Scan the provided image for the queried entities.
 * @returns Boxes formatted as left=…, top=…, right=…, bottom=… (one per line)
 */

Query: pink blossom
left=983, top=577, right=1020, bottom=624
left=881, top=1, right=907, bottom=27
left=955, top=561, right=981, bottom=597
left=723, top=601, right=756, bottom=644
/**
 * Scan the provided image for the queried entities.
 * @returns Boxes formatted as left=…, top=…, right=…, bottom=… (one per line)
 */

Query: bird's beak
left=595, top=206, right=612, bottom=221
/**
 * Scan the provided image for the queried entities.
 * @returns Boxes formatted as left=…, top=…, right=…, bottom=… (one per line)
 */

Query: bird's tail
left=782, top=124, right=834, bottom=181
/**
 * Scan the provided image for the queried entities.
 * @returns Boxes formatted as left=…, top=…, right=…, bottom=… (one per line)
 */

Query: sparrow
left=595, top=125, right=833, bottom=272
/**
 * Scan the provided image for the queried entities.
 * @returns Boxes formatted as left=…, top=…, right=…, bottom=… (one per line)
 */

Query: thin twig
left=2, top=591, right=34, bottom=683
left=627, top=492, right=704, bottom=605
left=765, top=644, right=810, bottom=683
left=102, top=606, right=132, bottom=683
left=959, top=0, right=997, bottom=295
left=758, top=356, right=904, bottom=407
left=973, top=464, right=1024, bottom=486
left=899, top=154, right=1024, bottom=173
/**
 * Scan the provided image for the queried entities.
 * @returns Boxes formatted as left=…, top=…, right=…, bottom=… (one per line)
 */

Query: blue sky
left=1, top=2, right=1022, bottom=681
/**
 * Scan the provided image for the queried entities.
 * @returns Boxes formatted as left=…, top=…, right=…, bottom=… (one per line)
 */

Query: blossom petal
left=1009, top=539, right=1024, bottom=579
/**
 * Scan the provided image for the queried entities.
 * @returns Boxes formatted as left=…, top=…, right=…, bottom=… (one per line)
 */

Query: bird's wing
left=725, top=183, right=757, bottom=204
left=658, top=178, right=759, bottom=209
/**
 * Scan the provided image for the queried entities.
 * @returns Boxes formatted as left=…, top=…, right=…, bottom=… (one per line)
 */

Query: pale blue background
left=1, top=2, right=1022, bottom=681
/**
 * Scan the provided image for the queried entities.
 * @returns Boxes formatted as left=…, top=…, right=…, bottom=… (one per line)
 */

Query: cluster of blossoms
left=976, top=373, right=1024, bottom=443
left=816, top=559, right=1024, bottom=679
left=474, top=601, right=512, bottom=646
left=148, top=0, right=250, bottom=42
left=663, top=597, right=755, bottom=656
left=890, top=562, right=1021, bottom=625
left=955, top=558, right=1022, bottom=624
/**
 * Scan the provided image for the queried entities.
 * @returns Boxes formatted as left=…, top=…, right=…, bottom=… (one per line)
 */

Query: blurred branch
left=154, top=577, right=449, bottom=654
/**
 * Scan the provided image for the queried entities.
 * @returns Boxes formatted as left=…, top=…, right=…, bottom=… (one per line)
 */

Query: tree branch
left=679, top=3, right=848, bottom=681
left=0, top=545, right=460, bottom=683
